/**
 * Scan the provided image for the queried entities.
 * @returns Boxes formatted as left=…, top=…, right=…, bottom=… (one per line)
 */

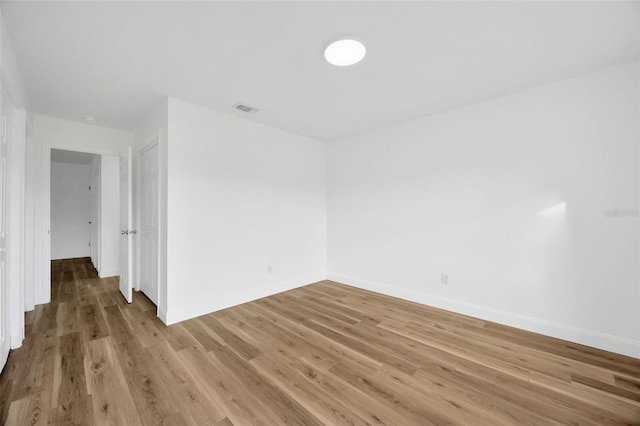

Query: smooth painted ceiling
left=2, top=1, right=638, bottom=141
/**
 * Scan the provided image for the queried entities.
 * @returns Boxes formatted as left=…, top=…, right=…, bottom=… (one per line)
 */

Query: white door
left=140, top=143, right=159, bottom=304
left=119, top=148, right=133, bottom=303
left=0, top=99, right=10, bottom=370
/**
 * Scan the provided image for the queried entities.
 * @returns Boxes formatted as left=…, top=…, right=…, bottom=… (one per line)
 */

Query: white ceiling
left=2, top=1, right=638, bottom=141
left=51, top=149, right=95, bottom=165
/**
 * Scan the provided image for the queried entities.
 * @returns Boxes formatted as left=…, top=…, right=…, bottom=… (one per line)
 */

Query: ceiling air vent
left=233, top=103, right=259, bottom=114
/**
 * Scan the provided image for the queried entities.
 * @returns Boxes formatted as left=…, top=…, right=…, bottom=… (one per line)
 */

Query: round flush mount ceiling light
left=324, top=38, right=366, bottom=66
left=83, top=115, right=96, bottom=124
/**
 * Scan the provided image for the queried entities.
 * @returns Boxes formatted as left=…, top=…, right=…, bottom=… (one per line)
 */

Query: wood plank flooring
left=1, top=257, right=640, bottom=425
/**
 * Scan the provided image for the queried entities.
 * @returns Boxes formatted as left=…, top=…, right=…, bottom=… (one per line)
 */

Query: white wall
left=50, top=162, right=91, bottom=259
left=34, top=114, right=134, bottom=156
left=164, top=98, right=326, bottom=324
left=1, top=9, right=28, bottom=110
left=98, top=154, right=120, bottom=277
left=328, top=61, right=640, bottom=357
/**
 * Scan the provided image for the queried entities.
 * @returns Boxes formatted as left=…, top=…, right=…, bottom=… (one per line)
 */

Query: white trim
left=8, top=106, right=26, bottom=349
left=133, top=150, right=139, bottom=292
left=23, top=133, right=35, bottom=313
left=23, top=115, right=36, bottom=314
left=328, top=273, right=640, bottom=359
left=41, top=145, right=51, bottom=304
left=158, top=129, right=168, bottom=322
left=157, top=306, right=167, bottom=324
left=156, top=131, right=163, bottom=318
left=139, top=138, right=159, bottom=155
left=637, top=56, right=640, bottom=364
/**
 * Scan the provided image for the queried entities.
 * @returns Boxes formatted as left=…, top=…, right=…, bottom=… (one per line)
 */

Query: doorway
left=42, top=142, right=160, bottom=311
left=50, top=150, right=95, bottom=263
left=49, top=149, right=121, bottom=279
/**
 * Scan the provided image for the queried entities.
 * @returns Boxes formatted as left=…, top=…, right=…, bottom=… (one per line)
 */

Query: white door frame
left=90, top=157, right=101, bottom=272
left=24, top=134, right=35, bottom=314
left=42, top=143, right=121, bottom=304
left=8, top=107, right=26, bottom=349
left=0, top=95, right=11, bottom=367
left=0, top=90, right=27, bottom=353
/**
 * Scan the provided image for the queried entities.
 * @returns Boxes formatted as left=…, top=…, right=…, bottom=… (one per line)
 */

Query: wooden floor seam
left=1, top=257, right=639, bottom=425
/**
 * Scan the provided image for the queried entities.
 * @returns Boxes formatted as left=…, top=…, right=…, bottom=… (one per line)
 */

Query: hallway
left=0, top=258, right=159, bottom=424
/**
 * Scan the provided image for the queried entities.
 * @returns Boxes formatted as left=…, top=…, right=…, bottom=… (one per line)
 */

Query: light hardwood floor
left=1, top=257, right=640, bottom=425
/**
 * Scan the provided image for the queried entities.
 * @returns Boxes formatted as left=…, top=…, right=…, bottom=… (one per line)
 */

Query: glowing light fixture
left=324, top=38, right=366, bottom=66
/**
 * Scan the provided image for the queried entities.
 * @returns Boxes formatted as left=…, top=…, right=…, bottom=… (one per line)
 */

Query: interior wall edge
left=327, top=273, right=640, bottom=359
left=162, top=275, right=327, bottom=326
left=157, top=306, right=168, bottom=324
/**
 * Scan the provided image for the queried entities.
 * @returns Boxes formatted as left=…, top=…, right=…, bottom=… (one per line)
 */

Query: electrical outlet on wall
left=441, top=273, right=448, bottom=285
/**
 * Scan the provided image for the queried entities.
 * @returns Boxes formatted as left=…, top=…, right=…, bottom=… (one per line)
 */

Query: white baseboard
left=98, top=268, right=120, bottom=278
left=158, top=307, right=168, bottom=325
left=328, top=273, right=640, bottom=359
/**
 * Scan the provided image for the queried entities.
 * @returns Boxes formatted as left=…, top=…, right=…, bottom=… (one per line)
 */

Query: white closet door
left=140, top=143, right=158, bottom=305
